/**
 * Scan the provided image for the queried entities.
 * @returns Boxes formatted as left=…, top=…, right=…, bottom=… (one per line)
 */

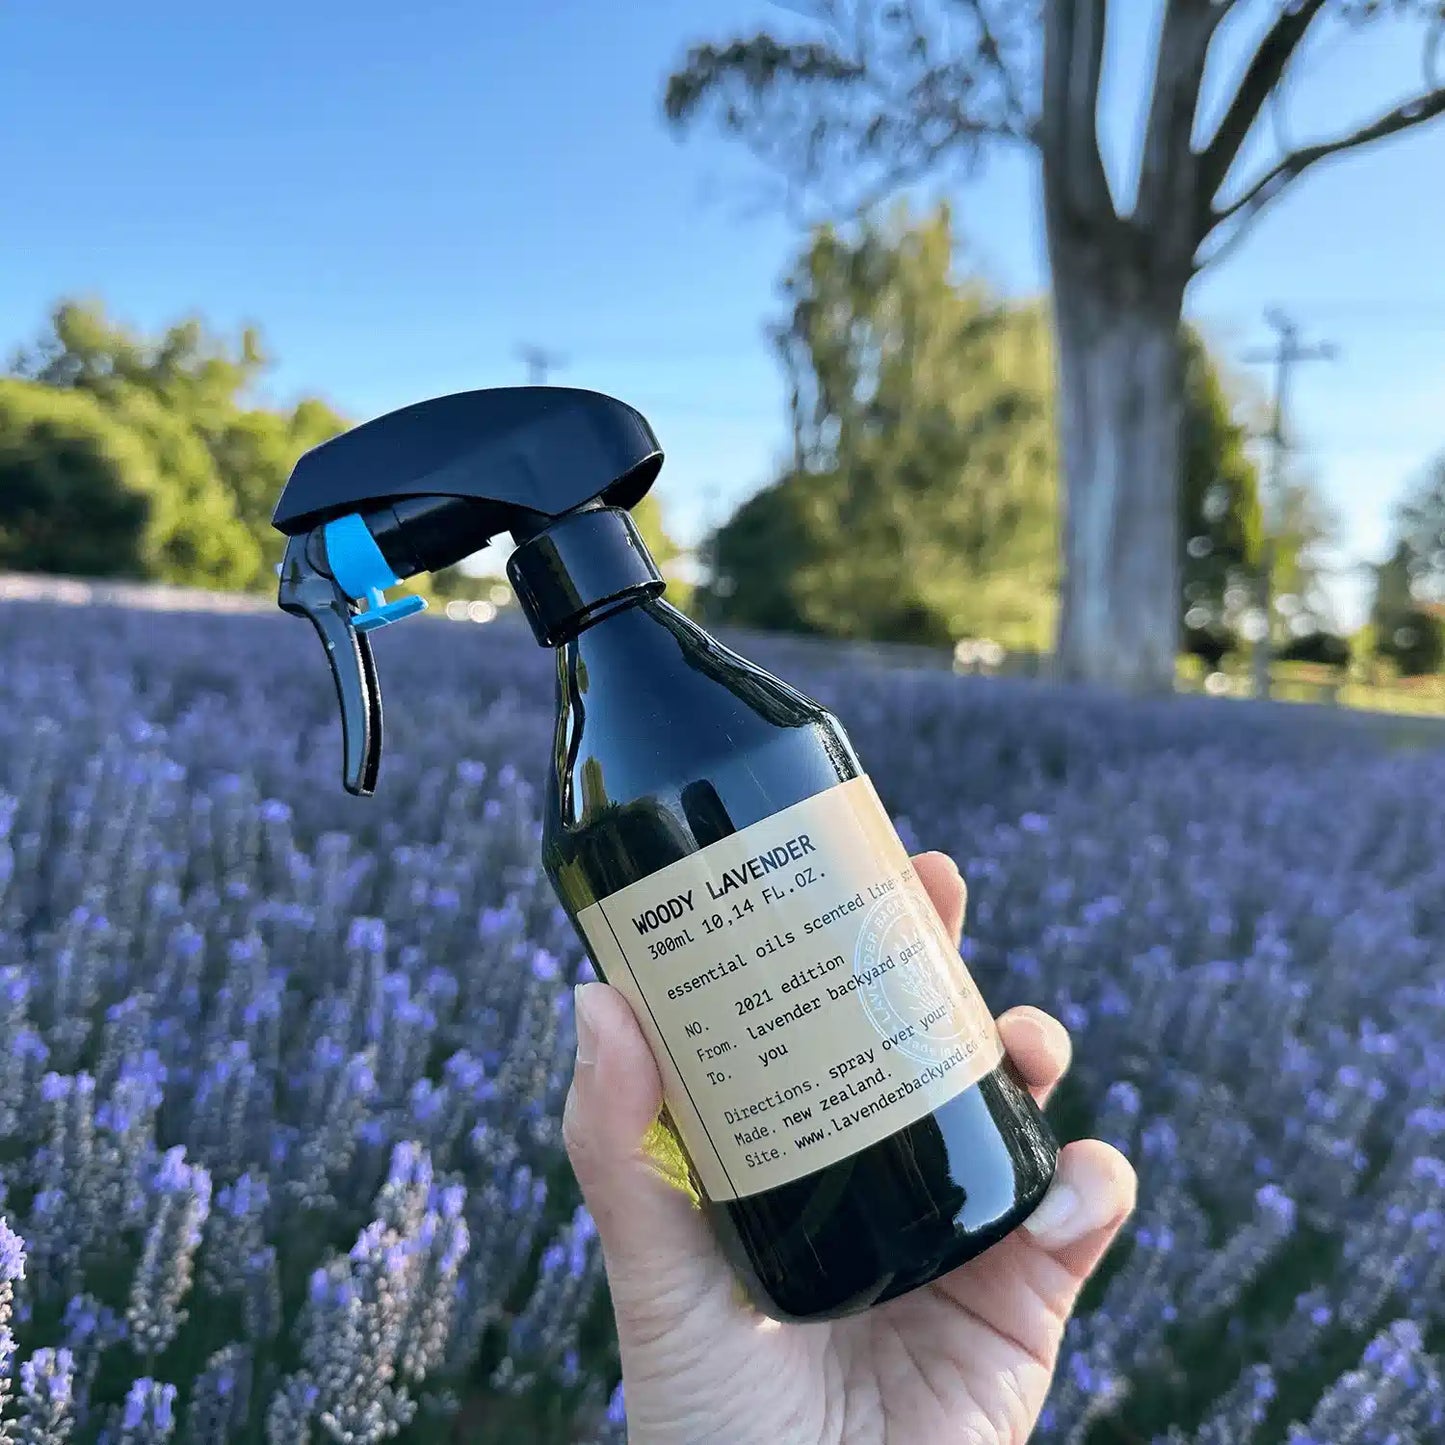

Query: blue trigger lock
left=323, top=513, right=429, bottom=633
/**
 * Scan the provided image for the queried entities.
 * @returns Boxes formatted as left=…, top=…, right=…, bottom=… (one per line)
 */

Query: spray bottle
left=272, top=385, right=1058, bottom=1321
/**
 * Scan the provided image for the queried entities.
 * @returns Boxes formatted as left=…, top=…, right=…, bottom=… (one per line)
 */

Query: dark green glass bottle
left=536, top=542, right=1058, bottom=1322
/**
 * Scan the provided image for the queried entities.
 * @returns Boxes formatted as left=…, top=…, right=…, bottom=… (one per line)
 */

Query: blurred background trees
left=0, top=380, right=159, bottom=579
left=0, top=258, right=1428, bottom=693
left=1369, top=457, right=1445, bottom=676
left=702, top=208, right=1266, bottom=661
left=0, top=271, right=1306, bottom=675
left=665, top=0, right=1445, bottom=692
left=6, top=300, right=340, bottom=592
left=699, top=204, right=1057, bottom=648
left=0, top=300, right=684, bottom=612
left=1179, top=327, right=1264, bottom=669
left=2, top=7, right=1441, bottom=712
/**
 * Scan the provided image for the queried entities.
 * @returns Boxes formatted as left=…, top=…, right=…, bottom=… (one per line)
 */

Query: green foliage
left=4, top=299, right=690, bottom=605
left=1372, top=540, right=1416, bottom=620
left=1377, top=610, right=1445, bottom=677
left=201, top=399, right=350, bottom=562
left=1180, top=328, right=1261, bottom=662
left=1270, top=473, right=1340, bottom=635
left=634, top=493, right=693, bottom=612
left=702, top=210, right=1261, bottom=653
left=1276, top=630, right=1350, bottom=670
left=0, top=380, right=155, bottom=577
left=701, top=204, right=1057, bottom=649
left=1393, top=452, right=1445, bottom=602
left=1370, top=539, right=1444, bottom=676
left=7, top=299, right=346, bottom=591
left=102, top=384, right=263, bottom=589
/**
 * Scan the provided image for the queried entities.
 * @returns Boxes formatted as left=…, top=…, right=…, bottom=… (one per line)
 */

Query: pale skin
left=563, top=851, right=1139, bottom=1445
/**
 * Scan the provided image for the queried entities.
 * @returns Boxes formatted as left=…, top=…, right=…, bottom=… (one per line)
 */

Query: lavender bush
left=0, top=597, right=1441, bottom=1444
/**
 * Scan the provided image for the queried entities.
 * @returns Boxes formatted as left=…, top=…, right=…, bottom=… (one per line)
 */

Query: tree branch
left=663, top=3, right=1037, bottom=220
left=946, top=0, right=1033, bottom=136
left=1137, top=0, right=1229, bottom=259
left=1196, top=0, right=1329, bottom=208
left=1206, top=85, right=1445, bottom=245
left=1040, top=0, right=1114, bottom=224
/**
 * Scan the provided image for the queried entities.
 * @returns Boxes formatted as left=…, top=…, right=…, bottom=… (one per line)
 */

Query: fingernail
left=574, top=983, right=602, bottom=1067
left=1023, top=1181, right=1084, bottom=1248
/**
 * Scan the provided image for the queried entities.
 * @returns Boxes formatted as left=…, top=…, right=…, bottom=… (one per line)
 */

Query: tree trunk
left=1048, top=240, right=1187, bottom=694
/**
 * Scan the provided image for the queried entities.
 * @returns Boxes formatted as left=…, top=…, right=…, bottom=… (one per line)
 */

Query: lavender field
left=0, top=596, right=1442, bottom=1445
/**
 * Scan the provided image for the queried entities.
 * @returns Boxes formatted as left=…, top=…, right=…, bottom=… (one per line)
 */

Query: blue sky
left=5, top=1, right=1443, bottom=626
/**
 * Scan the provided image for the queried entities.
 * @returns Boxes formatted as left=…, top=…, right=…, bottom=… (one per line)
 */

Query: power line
left=1199, top=304, right=1445, bottom=335
left=1241, top=309, right=1337, bottom=699
left=1213, top=298, right=1445, bottom=317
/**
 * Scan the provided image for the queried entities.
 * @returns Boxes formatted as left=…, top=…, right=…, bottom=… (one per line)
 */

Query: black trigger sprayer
left=273, top=386, right=665, bottom=797
left=272, top=385, right=1057, bottom=1323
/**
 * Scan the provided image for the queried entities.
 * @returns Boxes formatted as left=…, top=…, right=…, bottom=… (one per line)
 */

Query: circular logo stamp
left=852, top=882, right=978, bottom=1067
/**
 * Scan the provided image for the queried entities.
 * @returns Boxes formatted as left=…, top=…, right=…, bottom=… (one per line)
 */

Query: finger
left=1021, top=1139, right=1138, bottom=1299
left=931, top=1141, right=1137, bottom=1364
left=996, top=1006, right=1072, bottom=1107
left=562, top=982, right=735, bottom=1343
left=913, top=851, right=967, bottom=943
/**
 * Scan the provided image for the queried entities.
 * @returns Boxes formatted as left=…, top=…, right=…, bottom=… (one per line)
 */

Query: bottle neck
left=507, top=506, right=665, bottom=646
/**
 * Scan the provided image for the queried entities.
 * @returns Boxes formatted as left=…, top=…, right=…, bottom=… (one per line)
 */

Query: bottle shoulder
left=543, top=603, right=861, bottom=907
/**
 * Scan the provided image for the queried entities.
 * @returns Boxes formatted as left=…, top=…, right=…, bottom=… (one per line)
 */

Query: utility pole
left=516, top=344, right=566, bottom=386
left=1242, top=309, right=1334, bottom=700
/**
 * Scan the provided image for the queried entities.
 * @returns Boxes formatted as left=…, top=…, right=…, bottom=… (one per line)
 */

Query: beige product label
left=576, top=775, right=1004, bottom=1201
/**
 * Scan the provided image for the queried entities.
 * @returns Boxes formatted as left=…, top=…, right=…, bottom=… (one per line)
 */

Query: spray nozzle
left=272, top=386, right=663, bottom=797
left=320, top=514, right=429, bottom=633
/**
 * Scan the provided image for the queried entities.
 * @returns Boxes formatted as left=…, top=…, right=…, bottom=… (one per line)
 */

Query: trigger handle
left=278, top=532, right=384, bottom=796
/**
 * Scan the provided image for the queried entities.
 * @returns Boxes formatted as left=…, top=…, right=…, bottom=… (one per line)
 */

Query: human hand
left=563, top=852, right=1138, bottom=1445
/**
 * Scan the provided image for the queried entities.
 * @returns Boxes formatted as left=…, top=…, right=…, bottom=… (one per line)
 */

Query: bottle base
left=732, top=1145, right=1057, bottom=1323
left=711, top=1064, right=1061, bottom=1323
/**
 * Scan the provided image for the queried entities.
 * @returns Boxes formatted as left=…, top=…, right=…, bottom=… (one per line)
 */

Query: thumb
left=562, top=981, right=735, bottom=1345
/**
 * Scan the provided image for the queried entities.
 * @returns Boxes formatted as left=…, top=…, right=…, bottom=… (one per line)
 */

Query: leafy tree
left=204, top=399, right=349, bottom=541
left=0, top=375, right=266, bottom=588
left=1370, top=462, right=1445, bottom=674
left=704, top=212, right=1262, bottom=656
left=99, top=385, right=263, bottom=588
left=11, top=300, right=347, bottom=590
left=1277, top=628, right=1351, bottom=669
left=12, top=300, right=271, bottom=434
left=1267, top=471, right=1340, bottom=635
left=8, top=299, right=689, bottom=606
left=0, top=380, right=153, bottom=578
left=1180, top=327, right=1261, bottom=664
left=665, top=0, right=1445, bottom=692
left=1394, top=452, right=1445, bottom=602
left=1371, top=540, right=1444, bottom=674
left=701, top=204, right=1057, bottom=648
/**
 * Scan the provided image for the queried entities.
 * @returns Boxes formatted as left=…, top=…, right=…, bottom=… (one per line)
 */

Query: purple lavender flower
left=294, top=1222, right=419, bottom=1444
left=15, top=1346, right=76, bottom=1445
left=1, top=1217, right=26, bottom=1428
left=0, top=1219, right=23, bottom=1284
left=117, top=1377, right=177, bottom=1445
left=60, top=1291, right=124, bottom=1413
left=493, top=1204, right=604, bottom=1394
left=126, top=1149, right=211, bottom=1362
left=396, top=1185, right=470, bottom=1384
left=182, top=1343, right=251, bottom=1445
left=262, top=1374, right=319, bottom=1445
